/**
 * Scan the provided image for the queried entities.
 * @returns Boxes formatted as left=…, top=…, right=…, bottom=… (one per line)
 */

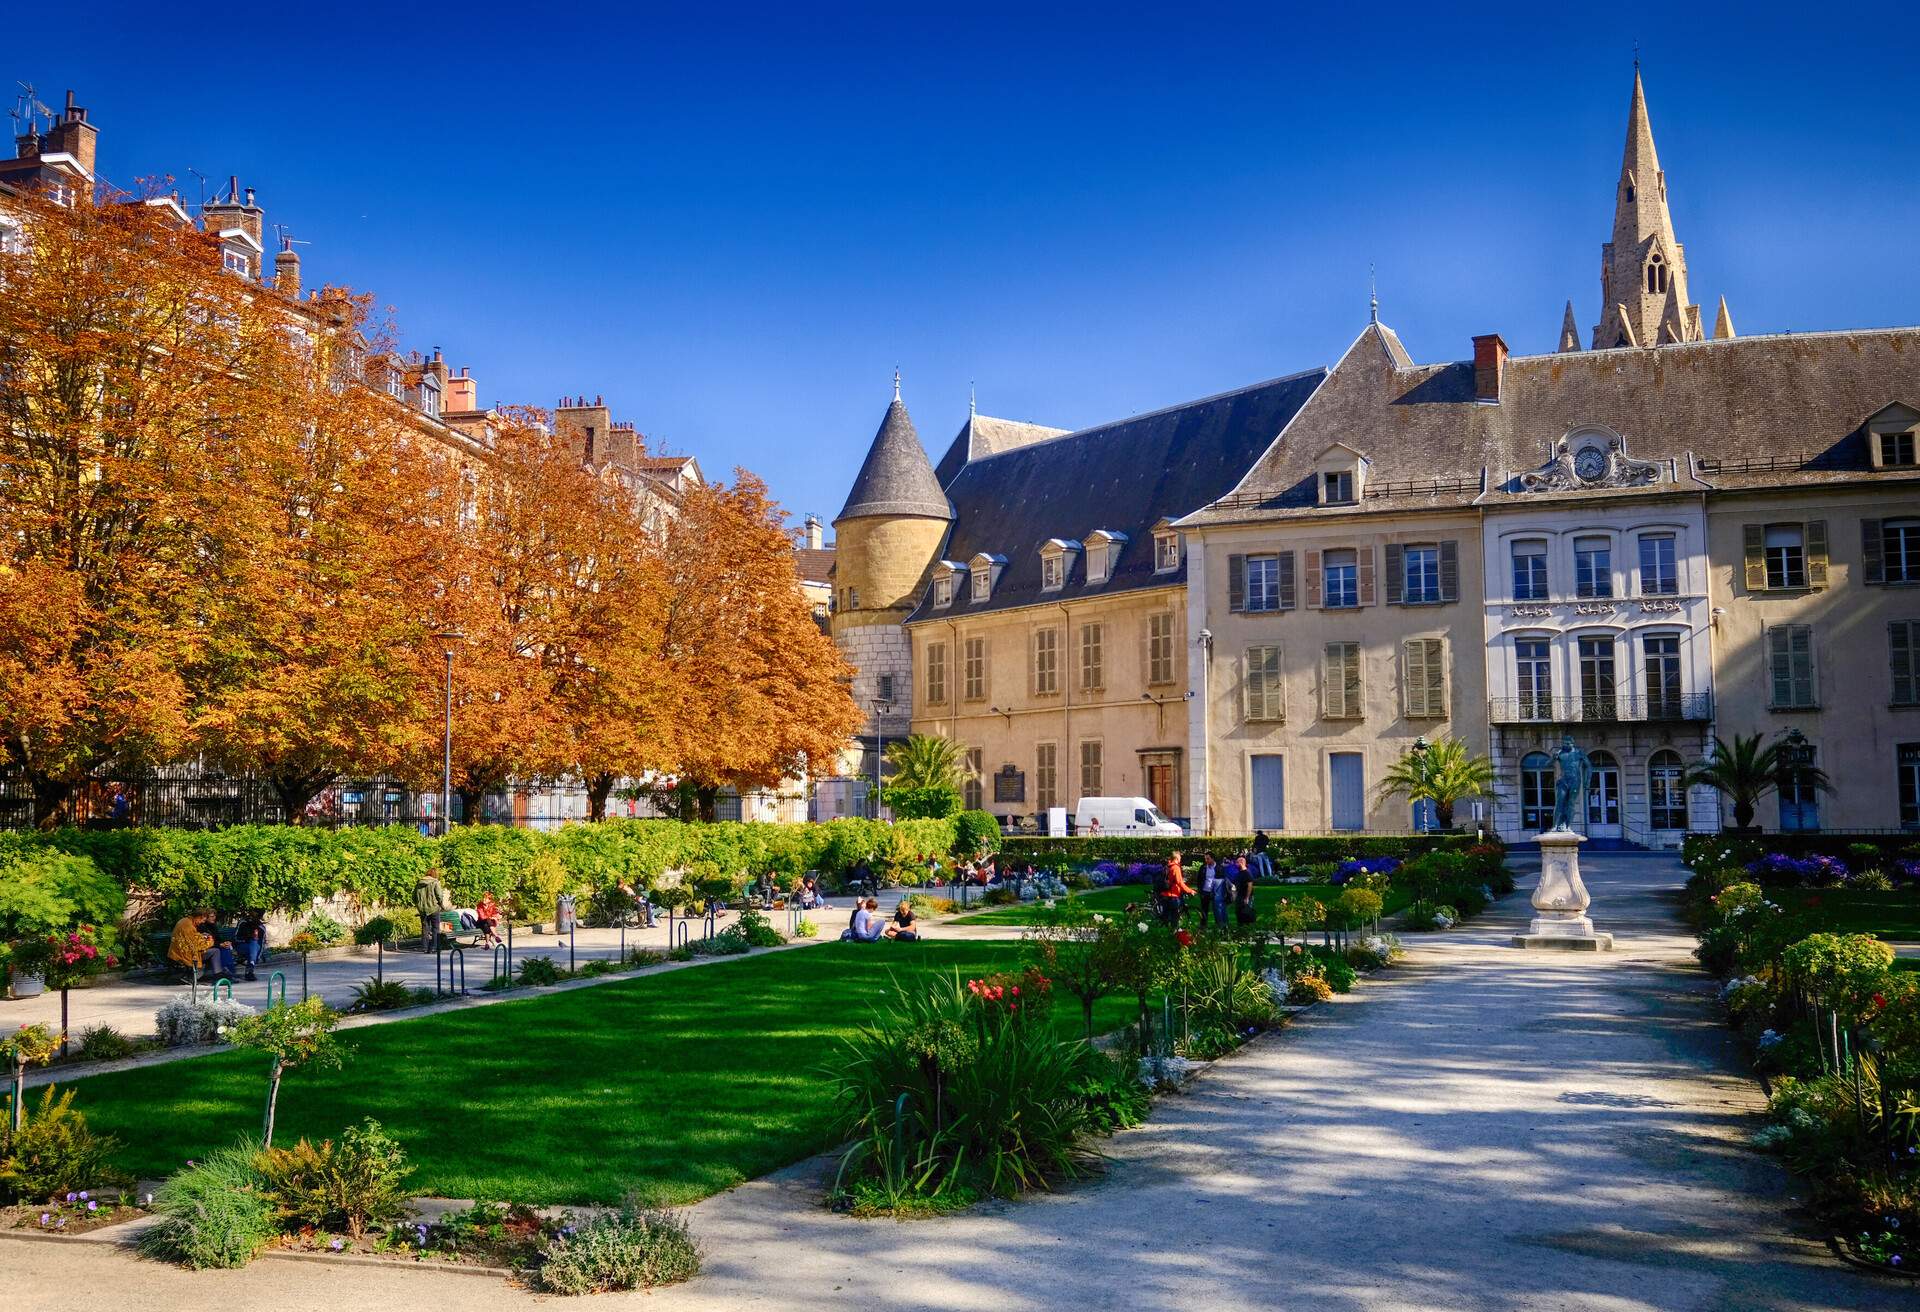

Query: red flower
left=1011, top=986, right=1020, bottom=996
left=1874, top=993, right=1889, bottom=1010
left=1175, top=930, right=1194, bottom=948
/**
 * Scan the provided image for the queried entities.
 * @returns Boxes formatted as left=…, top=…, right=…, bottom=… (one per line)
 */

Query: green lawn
left=1774, top=888, right=1920, bottom=940
left=954, top=881, right=1412, bottom=926
left=58, top=942, right=1140, bottom=1207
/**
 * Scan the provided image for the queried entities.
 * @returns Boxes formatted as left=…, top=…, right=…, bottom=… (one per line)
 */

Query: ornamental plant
left=3, top=1023, right=61, bottom=1132
left=1025, top=907, right=1130, bottom=1039
left=227, top=998, right=348, bottom=1147
left=12, top=925, right=117, bottom=1059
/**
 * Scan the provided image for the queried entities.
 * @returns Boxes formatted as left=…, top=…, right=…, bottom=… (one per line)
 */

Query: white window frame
left=1155, top=531, right=1181, bottom=573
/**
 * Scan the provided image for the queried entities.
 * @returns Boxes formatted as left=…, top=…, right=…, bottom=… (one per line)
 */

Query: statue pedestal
left=1512, top=829, right=1613, bottom=951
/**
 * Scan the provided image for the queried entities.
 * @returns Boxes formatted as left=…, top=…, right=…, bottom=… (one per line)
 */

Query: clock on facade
left=1574, top=446, right=1608, bottom=482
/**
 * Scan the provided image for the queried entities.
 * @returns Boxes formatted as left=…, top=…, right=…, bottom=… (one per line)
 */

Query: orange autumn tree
left=657, top=473, right=860, bottom=820
left=0, top=183, right=288, bottom=824
left=190, top=291, right=444, bottom=820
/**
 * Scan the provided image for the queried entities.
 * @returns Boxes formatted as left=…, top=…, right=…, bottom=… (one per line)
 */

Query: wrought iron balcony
left=1488, top=693, right=1712, bottom=725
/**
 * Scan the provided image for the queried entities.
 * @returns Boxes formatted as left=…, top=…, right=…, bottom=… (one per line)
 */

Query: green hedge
left=999, top=833, right=1480, bottom=868
left=7, top=816, right=964, bottom=917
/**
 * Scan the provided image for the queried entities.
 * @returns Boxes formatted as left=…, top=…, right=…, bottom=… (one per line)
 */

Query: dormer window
left=1042, top=555, right=1062, bottom=590
left=1039, top=539, right=1081, bottom=592
left=222, top=249, right=252, bottom=277
left=1313, top=443, right=1367, bottom=505
left=48, top=180, right=74, bottom=208
left=968, top=553, right=1005, bottom=601
left=1083, top=529, right=1127, bottom=585
left=1867, top=405, right=1920, bottom=468
left=1153, top=522, right=1181, bottom=573
left=1885, top=431, right=1918, bottom=467
left=1323, top=471, right=1353, bottom=504
left=933, top=575, right=954, bottom=608
left=420, top=382, right=442, bottom=419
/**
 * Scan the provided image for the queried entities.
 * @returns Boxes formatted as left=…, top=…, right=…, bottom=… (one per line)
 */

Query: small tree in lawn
left=2, top=1022, right=60, bottom=1132
left=227, top=997, right=347, bottom=1147
left=1025, top=907, right=1128, bottom=1040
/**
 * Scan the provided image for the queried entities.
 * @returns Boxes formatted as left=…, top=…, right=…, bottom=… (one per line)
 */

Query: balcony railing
left=1488, top=693, right=1713, bottom=725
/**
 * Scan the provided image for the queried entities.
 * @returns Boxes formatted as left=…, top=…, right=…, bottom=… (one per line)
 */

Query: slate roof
left=933, top=413, right=1071, bottom=487
left=1181, top=322, right=1920, bottom=526
left=837, top=398, right=952, bottom=522
left=905, top=369, right=1326, bottom=624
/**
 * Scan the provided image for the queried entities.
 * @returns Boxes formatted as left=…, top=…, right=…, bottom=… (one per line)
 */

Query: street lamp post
left=872, top=699, right=894, bottom=819
left=433, top=632, right=464, bottom=836
left=1411, top=735, right=1432, bottom=832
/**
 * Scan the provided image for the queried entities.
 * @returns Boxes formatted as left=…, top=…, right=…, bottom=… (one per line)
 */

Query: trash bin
left=555, top=893, right=577, bottom=934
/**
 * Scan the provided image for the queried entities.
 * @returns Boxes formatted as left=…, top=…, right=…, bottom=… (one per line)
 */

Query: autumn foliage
left=0, top=183, right=855, bottom=824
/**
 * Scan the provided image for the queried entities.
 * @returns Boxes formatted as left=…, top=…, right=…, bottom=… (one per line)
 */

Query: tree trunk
left=271, top=771, right=334, bottom=825
left=587, top=772, right=617, bottom=823
left=59, top=988, right=69, bottom=1059
left=29, top=772, right=74, bottom=830
left=1082, top=995, right=1096, bottom=1042
left=263, top=1059, right=284, bottom=1146
left=10, top=1058, right=23, bottom=1132
left=1436, top=800, right=1456, bottom=829
left=455, top=787, right=485, bottom=827
left=1733, top=799, right=1756, bottom=829
left=696, top=785, right=719, bottom=824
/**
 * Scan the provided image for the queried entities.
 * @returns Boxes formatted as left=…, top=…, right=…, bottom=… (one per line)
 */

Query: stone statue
left=1549, top=734, right=1591, bottom=831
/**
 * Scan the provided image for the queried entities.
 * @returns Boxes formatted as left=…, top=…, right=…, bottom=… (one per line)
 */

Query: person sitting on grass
left=887, top=898, right=920, bottom=941
left=842, top=897, right=886, bottom=942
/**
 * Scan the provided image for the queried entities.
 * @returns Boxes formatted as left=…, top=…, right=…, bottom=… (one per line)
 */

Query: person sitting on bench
left=168, top=907, right=231, bottom=982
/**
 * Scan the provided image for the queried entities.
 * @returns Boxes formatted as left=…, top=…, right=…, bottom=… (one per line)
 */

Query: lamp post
left=1411, top=735, right=1432, bottom=832
left=871, top=698, right=894, bottom=819
left=433, top=632, right=464, bottom=835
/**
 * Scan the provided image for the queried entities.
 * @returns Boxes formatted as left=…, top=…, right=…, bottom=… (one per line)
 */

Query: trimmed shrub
left=0, top=1086, right=121, bottom=1202
left=954, top=810, right=1002, bottom=859
left=0, top=847, right=125, bottom=943
left=256, top=1118, right=412, bottom=1238
left=1002, top=833, right=1474, bottom=868
left=353, top=907, right=421, bottom=946
left=536, top=1206, right=700, bottom=1295
left=76, top=1024, right=136, bottom=1062
left=517, top=955, right=564, bottom=986
left=155, top=996, right=256, bottom=1046
left=140, top=1143, right=277, bottom=1269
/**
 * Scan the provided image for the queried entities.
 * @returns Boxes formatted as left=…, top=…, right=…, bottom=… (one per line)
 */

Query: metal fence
left=1487, top=693, right=1713, bottom=725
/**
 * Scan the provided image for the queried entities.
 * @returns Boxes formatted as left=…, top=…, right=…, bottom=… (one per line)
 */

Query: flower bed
left=1686, top=872, right=1918, bottom=1275
left=1, top=1188, right=144, bottom=1235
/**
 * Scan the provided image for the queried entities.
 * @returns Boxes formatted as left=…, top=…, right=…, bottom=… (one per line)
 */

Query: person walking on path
left=414, top=870, right=453, bottom=952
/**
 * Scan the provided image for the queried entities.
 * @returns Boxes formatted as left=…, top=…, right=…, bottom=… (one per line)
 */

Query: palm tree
left=883, top=733, right=975, bottom=792
left=1683, top=732, right=1831, bottom=831
left=1373, top=736, right=1497, bottom=829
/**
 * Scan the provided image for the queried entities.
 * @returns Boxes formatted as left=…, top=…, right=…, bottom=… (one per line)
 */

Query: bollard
left=212, top=978, right=232, bottom=1003
left=507, top=920, right=514, bottom=981
left=437, top=945, right=467, bottom=997
left=491, top=943, right=508, bottom=986
left=376, top=940, right=384, bottom=984
left=569, top=922, right=576, bottom=976
left=674, top=920, right=690, bottom=949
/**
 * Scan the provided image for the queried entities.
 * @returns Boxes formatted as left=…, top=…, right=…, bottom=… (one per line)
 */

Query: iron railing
left=1488, top=692, right=1713, bottom=725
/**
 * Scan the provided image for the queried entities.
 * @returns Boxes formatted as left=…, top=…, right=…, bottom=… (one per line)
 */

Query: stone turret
left=830, top=374, right=952, bottom=759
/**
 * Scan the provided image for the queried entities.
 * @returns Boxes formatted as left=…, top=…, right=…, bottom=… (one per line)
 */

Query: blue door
left=1330, top=753, right=1365, bottom=831
left=1251, top=755, right=1285, bottom=830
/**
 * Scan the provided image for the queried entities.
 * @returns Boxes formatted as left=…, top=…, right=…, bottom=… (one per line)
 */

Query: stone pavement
left=4, top=854, right=1904, bottom=1311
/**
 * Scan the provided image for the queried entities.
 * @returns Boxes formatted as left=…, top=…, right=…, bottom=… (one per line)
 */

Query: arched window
left=1520, top=752, right=1553, bottom=832
left=1646, top=252, right=1667, bottom=294
left=1648, top=750, right=1688, bottom=831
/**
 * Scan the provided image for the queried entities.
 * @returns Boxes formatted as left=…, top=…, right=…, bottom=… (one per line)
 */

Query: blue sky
left=12, top=3, right=1918, bottom=525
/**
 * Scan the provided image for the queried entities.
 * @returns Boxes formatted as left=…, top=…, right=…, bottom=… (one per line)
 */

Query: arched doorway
left=1586, top=750, right=1622, bottom=840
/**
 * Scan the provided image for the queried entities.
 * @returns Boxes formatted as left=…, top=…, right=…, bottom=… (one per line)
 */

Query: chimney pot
left=1471, top=333, right=1508, bottom=403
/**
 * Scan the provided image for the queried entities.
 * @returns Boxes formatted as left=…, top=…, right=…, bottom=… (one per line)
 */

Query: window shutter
left=1385, top=544, right=1405, bottom=605
left=1265, top=648, right=1284, bottom=721
left=1228, top=554, right=1246, bottom=612
left=1791, top=624, right=1815, bottom=706
left=1891, top=621, right=1917, bottom=705
left=1743, top=524, right=1766, bottom=591
left=1403, top=639, right=1426, bottom=716
left=1863, top=519, right=1885, bottom=585
left=1304, top=550, right=1322, bottom=609
left=1805, top=520, right=1829, bottom=589
left=1028, top=630, right=1039, bottom=698
left=1242, top=652, right=1260, bottom=723
left=1139, top=623, right=1152, bottom=693
left=1357, top=547, right=1376, bottom=606
left=1344, top=644, right=1363, bottom=719
left=1277, top=551, right=1296, bottom=610
left=1321, top=644, right=1338, bottom=717
left=1439, top=541, right=1459, bottom=602
left=1425, top=639, right=1447, bottom=719
left=1767, top=626, right=1788, bottom=706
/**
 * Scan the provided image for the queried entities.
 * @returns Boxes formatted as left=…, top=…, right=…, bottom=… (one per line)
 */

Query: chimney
left=202, top=176, right=265, bottom=252
left=803, top=515, right=824, bottom=551
left=40, top=91, right=97, bottom=177
left=1471, top=333, right=1508, bottom=403
left=273, top=239, right=301, bottom=296
left=446, top=367, right=477, bottom=412
left=427, top=347, right=450, bottom=389
left=14, top=127, right=38, bottom=160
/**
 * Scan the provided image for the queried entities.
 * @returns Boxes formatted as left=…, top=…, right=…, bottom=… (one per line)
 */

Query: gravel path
left=4, top=854, right=1902, bottom=1310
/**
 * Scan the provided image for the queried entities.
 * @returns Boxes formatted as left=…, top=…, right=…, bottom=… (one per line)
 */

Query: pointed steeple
left=835, top=379, right=952, bottom=524
left=1713, top=295, right=1736, bottom=340
left=1558, top=300, right=1582, bottom=353
left=1592, top=64, right=1701, bottom=349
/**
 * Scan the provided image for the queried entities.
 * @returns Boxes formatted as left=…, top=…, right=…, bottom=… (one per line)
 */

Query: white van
left=1073, top=796, right=1183, bottom=836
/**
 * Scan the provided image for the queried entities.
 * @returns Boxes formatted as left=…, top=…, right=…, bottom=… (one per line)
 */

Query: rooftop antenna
left=186, top=168, right=213, bottom=208
left=8, top=82, right=53, bottom=137
left=1369, top=263, right=1379, bottom=324
left=969, top=380, right=976, bottom=417
left=271, top=224, right=311, bottom=253
left=1633, top=38, right=1640, bottom=69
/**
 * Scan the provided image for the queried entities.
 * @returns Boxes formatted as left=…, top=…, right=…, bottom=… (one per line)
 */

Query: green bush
left=517, top=955, right=564, bottom=986
left=626, top=947, right=668, bottom=967
left=353, top=907, right=421, bottom=946
left=299, top=910, right=348, bottom=948
left=1403, top=900, right=1458, bottom=932
left=535, top=1205, right=700, bottom=1295
left=793, top=918, right=819, bottom=939
left=76, top=1024, right=137, bottom=1062
left=0, top=1086, right=122, bottom=1202
left=0, top=847, right=126, bottom=943
left=1000, top=833, right=1472, bottom=867
left=953, top=810, right=1002, bottom=859
left=733, top=909, right=785, bottom=948
left=1069, top=1051, right=1152, bottom=1134
left=256, top=1119, right=412, bottom=1238
left=880, top=784, right=962, bottom=820
left=140, top=1142, right=277, bottom=1269
left=348, top=978, right=423, bottom=1013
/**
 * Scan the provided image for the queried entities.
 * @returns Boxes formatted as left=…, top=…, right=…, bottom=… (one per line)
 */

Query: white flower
left=1136, top=922, right=1150, bottom=933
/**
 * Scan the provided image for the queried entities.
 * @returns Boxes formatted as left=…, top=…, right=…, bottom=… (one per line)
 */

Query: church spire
left=1592, top=64, right=1702, bottom=349
left=1558, top=300, right=1582, bottom=353
left=1713, top=295, right=1736, bottom=340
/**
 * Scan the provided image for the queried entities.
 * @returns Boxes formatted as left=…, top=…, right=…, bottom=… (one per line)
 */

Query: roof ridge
left=957, top=367, right=1327, bottom=469
left=1503, top=323, right=1920, bottom=365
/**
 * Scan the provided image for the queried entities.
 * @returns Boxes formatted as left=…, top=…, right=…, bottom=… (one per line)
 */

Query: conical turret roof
left=836, top=387, right=952, bottom=523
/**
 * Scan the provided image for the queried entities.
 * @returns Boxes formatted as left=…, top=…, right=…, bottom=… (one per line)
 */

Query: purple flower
left=38, top=1213, right=49, bottom=1226
left=330, top=1238, right=344, bottom=1251
left=55, top=1218, right=65, bottom=1229
left=77, top=1191, right=87, bottom=1201
left=86, top=1201, right=97, bottom=1212
left=64, top=1192, right=75, bottom=1202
